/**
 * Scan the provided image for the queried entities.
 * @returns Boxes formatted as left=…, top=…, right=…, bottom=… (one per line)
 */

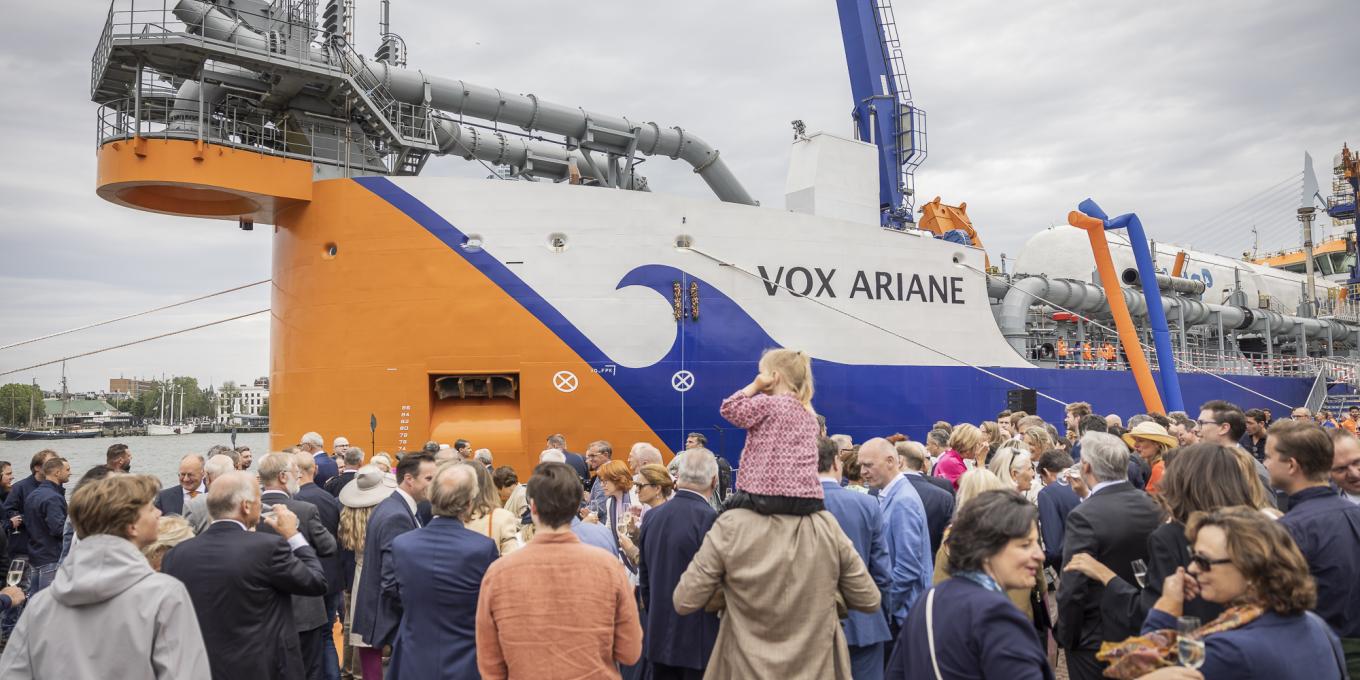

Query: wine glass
left=1131, top=559, right=1149, bottom=588
left=1177, top=616, right=1205, bottom=669
left=7, top=557, right=27, bottom=588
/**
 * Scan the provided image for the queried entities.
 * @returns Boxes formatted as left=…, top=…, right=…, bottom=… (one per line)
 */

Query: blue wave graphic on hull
left=357, top=177, right=1316, bottom=461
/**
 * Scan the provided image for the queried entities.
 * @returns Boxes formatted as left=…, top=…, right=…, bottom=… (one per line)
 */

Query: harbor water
left=0, top=432, right=270, bottom=491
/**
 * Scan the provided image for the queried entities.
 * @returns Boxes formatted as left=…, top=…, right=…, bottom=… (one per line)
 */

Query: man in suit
left=184, top=455, right=237, bottom=534
left=1057, top=432, right=1163, bottom=680
left=817, top=438, right=892, bottom=680
left=638, top=448, right=721, bottom=680
left=351, top=453, right=437, bottom=675
left=856, top=438, right=932, bottom=647
left=258, top=453, right=338, bottom=680
left=325, top=446, right=363, bottom=498
left=299, top=432, right=339, bottom=490
left=1035, top=449, right=1080, bottom=569
left=547, top=433, right=590, bottom=486
left=292, top=452, right=345, bottom=680
left=161, top=471, right=328, bottom=680
left=154, top=454, right=205, bottom=516
left=896, top=441, right=955, bottom=555
left=385, top=462, right=498, bottom=679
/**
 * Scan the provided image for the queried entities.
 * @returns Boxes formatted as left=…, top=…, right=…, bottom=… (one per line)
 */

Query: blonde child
left=719, top=348, right=824, bottom=515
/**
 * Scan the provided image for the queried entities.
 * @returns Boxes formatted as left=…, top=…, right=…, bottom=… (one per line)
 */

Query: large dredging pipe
left=1120, top=268, right=1206, bottom=297
left=170, top=0, right=648, bottom=186
left=431, top=117, right=648, bottom=189
left=365, top=61, right=756, bottom=206
left=997, top=276, right=1354, bottom=355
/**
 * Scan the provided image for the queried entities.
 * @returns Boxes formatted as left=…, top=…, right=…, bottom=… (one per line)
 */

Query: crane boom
left=833, top=0, right=927, bottom=228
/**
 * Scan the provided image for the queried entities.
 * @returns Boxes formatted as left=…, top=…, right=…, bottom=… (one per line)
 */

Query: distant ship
left=0, top=427, right=100, bottom=441
left=146, top=382, right=196, bottom=436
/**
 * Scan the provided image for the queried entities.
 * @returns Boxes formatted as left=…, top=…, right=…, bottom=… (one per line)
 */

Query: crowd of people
left=0, top=349, right=1357, bottom=679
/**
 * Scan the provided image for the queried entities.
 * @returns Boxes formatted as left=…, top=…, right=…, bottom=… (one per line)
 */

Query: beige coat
left=673, top=509, right=880, bottom=680
left=465, top=507, right=522, bottom=556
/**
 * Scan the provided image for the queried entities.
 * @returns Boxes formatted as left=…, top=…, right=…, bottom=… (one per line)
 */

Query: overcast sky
left=0, top=0, right=1354, bottom=393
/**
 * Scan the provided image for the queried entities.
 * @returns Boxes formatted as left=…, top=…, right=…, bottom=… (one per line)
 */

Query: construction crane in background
left=833, top=0, right=927, bottom=228
left=1327, top=144, right=1359, bottom=285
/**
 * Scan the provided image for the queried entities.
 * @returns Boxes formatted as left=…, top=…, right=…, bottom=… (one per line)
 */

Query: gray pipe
left=173, top=0, right=270, bottom=53
left=998, top=276, right=1354, bottom=354
left=432, top=117, right=648, bottom=189
left=367, top=62, right=756, bottom=206
left=1120, top=268, right=1206, bottom=296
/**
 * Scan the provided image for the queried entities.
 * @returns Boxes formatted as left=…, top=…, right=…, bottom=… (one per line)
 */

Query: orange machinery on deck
left=97, top=138, right=673, bottom=473
left=917, top=196, right=989, bottom=268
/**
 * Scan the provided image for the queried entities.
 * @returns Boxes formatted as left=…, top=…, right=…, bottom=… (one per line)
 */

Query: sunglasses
left=1189, top=552, right=1232, bottom=572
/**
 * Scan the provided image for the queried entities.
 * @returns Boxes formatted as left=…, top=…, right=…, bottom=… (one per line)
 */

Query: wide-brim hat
left=339, top=464, right=397, bottom=508
left=1122, top=422, right=1178, bottom=449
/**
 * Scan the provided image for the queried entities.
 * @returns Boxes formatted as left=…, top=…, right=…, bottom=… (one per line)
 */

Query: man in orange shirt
left=1056, top=338, right=1069, bottom=368
left=1081, top=341, right=1094, bottom=364
left=476, top=462, right=642, bottom=679
left=1342, top=406, right=1360, bottom=435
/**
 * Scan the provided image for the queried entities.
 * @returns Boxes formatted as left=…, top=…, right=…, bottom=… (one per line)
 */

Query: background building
left=215, top=382, right=270, bottom=424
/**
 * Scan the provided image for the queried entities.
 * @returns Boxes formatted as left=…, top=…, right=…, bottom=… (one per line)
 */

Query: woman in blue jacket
left=1138, top=507, right=1345, bottom=680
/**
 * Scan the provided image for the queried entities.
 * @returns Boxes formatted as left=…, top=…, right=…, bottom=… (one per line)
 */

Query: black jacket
left=1098, top=520, right=1224, bottom=634
left=259, top=490, right=337, bottom=632
left=294, top=483, right=344, bottom=597
left=162, top=521, right=328, bottom=680
left=1056, top=481, right=1163, bottom=651
left=905, top=473, right=955, bottom=555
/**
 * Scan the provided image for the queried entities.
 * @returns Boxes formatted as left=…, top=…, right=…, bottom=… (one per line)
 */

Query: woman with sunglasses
left=617, top=464, right=673, bottom=564
left=1066, top=444, right=1265, bottom=634
left=1135, top=506, right=1344, bottom=680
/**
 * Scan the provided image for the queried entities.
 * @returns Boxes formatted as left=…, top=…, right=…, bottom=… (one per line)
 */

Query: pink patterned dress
left=719, top=390, right=823, bottom=499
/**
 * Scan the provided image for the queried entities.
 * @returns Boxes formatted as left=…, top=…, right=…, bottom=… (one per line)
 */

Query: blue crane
left=833, top=0, right=928, bottom=228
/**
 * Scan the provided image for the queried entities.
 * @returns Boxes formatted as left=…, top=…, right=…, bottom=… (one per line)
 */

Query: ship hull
left=269, top=177, right=1313, bottom=473
left=0, top=428, right=101, bottom=441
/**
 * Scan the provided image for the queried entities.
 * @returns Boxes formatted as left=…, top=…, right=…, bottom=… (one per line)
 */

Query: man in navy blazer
left=161, top=471, right=328, bottom=680
left=638, top=449, right=721, bottom=680
left=293, top=452, right=346, bottom=680
left=385, top=463, right=499, bottom=679
left=897, top=442, right=955, bottom=555
left=154, top=454, right=205, bottom=516
left=856, top=438, right=932, bottom=643
left=300, top=432, right=339, bottom=489
left=817, top=438, right=892, bottom=680
left=351, top=454, right=437, bottom=664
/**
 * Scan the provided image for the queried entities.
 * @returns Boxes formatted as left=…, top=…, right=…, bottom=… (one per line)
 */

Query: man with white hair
left=257, top=452, right=338, bottom=680
left=161, top=471, right=327, bottom=680
left=855, top=438, right=931, bottom=649
left=474, top=448, right=493, bottom=469
left=627, top=442, right=663, bottom=474
left=1055, top=432, right=1163, bottom=680
left=185, top=454, right=237, bottom=534
left=638, top=448, right=720, bottom=678
left=299, top=431, right=339, bottom=489
left=667, top=447, right=723, bottom=512
left=540, top=449, right=567, bottom=464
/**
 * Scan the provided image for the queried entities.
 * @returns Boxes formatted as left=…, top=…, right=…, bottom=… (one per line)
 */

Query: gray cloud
left=0, top=0, right=1354, bottom=391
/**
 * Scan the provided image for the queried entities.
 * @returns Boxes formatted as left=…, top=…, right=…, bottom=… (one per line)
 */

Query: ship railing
left=1020, top=337, right=1343, bottom=380
left=96, top=96, right=359, bottom=170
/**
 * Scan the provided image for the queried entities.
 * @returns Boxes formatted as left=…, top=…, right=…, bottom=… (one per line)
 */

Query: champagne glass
left=1131, top=559, right=1149, bottom=588
left=7, top=557, right=27, bottom=588
left=1177, top=616, right=1205, bottom=669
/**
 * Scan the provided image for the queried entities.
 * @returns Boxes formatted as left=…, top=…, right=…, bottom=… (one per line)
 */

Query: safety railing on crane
left=96, top=95, right=360, bottom=169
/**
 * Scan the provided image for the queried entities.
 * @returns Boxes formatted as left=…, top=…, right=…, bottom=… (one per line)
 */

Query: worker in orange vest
left=1056, top=338, right=1069, bottom=368
left=1081, top=341, right=1093, bottom=364
left=1100, top=341, right=1116, bottom=369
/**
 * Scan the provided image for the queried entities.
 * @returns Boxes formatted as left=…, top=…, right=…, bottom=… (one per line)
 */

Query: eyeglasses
left=1189, top=552, right=1232, bottom=572
left=1195, top=419, right=1220, bottom=429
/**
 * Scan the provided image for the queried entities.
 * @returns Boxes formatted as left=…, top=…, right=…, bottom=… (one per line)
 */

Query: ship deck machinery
left=89, top=0, right=1360, bottom=471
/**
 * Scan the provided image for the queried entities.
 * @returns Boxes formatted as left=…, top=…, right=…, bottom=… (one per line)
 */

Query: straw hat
left=339, top=464, right=398, bottom=508
left=1122, top=422, right=1178, bottom=450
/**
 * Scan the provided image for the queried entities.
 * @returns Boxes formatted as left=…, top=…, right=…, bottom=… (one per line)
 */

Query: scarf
left=1096, top=604, right=1264, bottom=678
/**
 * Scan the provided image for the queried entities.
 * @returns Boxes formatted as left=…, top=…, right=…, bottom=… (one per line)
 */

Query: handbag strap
left=926, top=588, right=944, bottom=680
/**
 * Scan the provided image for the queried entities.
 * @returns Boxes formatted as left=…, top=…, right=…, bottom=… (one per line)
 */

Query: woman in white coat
left=0, top=474, right=210, bottom=679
